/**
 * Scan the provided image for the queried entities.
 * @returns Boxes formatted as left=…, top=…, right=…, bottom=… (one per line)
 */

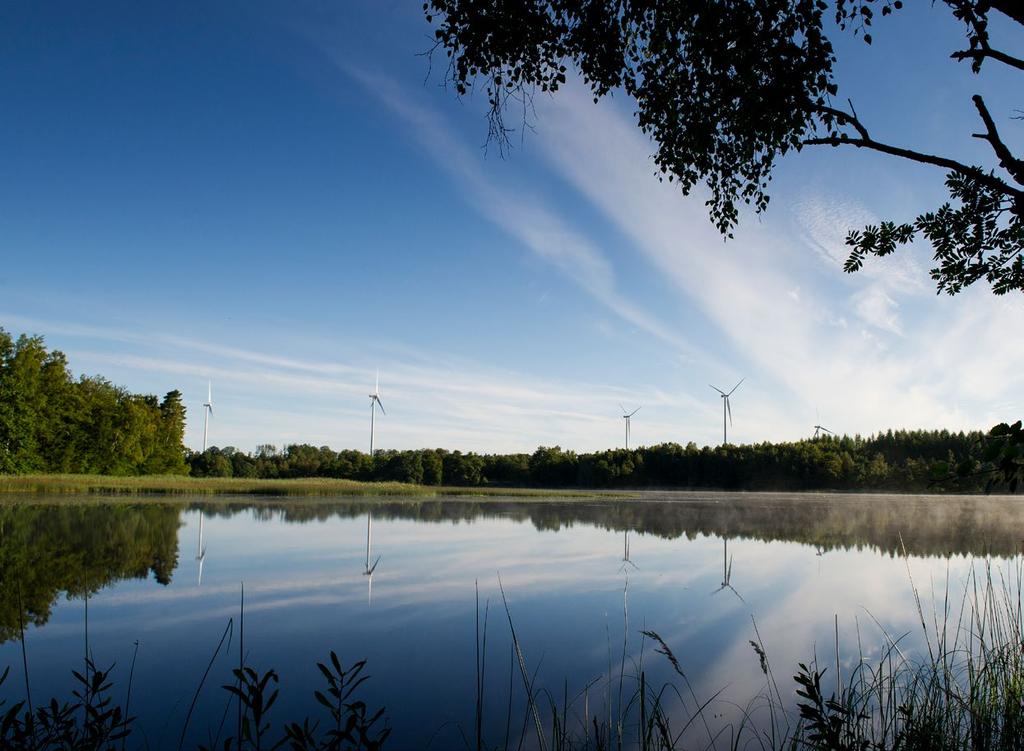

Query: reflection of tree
left=199, top=494, right=1024, bottom=559
left=4, top=494, right=1021, bottom=644
left=0, top=504, right=182, bottom=642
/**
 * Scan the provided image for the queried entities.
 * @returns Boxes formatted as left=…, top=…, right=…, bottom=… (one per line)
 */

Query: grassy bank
left=0, top=473, right=617, bottom=498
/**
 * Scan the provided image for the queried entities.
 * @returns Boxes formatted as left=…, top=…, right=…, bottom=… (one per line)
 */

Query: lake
left=1, top=492, right=1021, bottom=749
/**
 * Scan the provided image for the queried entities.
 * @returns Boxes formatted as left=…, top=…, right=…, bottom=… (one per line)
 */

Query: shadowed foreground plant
left=197, top=652, right=389, bottom=751
left=283, top=652, right=390, bottom=751
left=0, top=659, right=133, bottom=751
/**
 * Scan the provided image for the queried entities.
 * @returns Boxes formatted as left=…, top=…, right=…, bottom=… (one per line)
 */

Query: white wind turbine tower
left=363, top=512, right=381, bottom=605
left=709, top=378, right=744, bottom=445
left=368, top=371, right=386, bottom=456
left=202, top=381, right=213, bottom=452
left=619, top=404, right=641, bottom=450
left=813, top=409, right=834, bottom=439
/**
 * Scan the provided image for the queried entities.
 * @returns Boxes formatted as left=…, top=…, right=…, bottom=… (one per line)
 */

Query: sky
left=2, top=0, right=1022, bottom=454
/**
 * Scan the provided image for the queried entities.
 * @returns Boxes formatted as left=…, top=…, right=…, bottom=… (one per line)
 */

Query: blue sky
left=2, top=1, right=1022, bottom=453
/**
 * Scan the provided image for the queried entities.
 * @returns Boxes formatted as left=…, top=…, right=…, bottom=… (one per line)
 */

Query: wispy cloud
left=340, top=66, right=702, bottom=362
left=5, top=313, right=710, bottom=452
left=522, top=82, right=1024, bottom=436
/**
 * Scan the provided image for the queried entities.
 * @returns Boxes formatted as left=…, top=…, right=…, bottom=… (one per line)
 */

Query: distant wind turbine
left=620, top=530, right=638, bottom=572
left=709, top=378, right=744, bottom=445
left=202, top=381, right=213, bottom=452
left=813, top=409, right=833, bottom=439
left=364, top=512, right=381, bottom=605
left=712, top=537, right=744, bottom=603
left=619, top=404, right=641, bottom=450
left=368, top=371, right=385, bottom=456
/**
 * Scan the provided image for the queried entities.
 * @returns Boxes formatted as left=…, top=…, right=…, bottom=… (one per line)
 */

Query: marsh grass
left=0, top=474, right=615, bottom=499
left=4, top=556, right=1024, bottom=750
left=790, top=558, right=1024, bottom=751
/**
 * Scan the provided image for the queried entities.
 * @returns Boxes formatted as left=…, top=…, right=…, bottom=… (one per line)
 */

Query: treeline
left=189, top=429, right=989, bottom=492
left=0, top=329, right=188, bottom=475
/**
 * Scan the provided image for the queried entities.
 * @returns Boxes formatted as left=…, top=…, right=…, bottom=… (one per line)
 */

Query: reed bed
left=0, top=474, right=610, bottom=499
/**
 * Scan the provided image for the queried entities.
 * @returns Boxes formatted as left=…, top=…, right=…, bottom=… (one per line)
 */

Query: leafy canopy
left=423, top=0, right=1024, bottom=294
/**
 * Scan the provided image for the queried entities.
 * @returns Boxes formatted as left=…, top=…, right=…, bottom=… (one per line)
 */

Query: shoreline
left=0, top=474, right=1015, bottom=501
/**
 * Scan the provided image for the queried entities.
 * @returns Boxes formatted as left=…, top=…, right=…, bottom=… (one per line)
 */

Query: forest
left=0, top=329, right=188, bottom=475
left=189, top=430, right=988, bottom=492
left=0, top=328, right=1001, bottom=491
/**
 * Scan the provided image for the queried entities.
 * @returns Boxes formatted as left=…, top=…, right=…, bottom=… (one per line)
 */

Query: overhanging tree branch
left=971, top=94, right=1024, bottom=185
left=802, top=134, right=1024, bottom=200
left=951, top=47, right=1024, bottom=71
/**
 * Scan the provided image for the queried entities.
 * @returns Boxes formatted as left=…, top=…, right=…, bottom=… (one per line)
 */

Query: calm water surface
left=1, top=492, right=1021, bottom=748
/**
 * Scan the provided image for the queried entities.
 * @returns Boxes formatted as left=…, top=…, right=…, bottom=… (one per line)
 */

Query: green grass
left=0, top=473, right=620, bottom=498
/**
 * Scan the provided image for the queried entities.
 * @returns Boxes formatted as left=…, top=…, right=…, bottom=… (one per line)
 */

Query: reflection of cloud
left=17, top=507, right=1019, bottom=750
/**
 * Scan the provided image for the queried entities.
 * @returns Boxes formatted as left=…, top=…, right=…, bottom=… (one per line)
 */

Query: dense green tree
left=0, top=329, right=189, bottom=476
left=181, top=428, right=1004, bottom=491
left=423, top=0, right=1024, bottom=294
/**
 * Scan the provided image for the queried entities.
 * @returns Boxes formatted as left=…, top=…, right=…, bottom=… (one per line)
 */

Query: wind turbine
left=196, top=509, right=207, bottom=587
left=363, top=512, right=381, bottom=605
left=709, top=378, right=744, bottom=445
left=202, top=381, right=213, bottom=452
left=813, top=409, right=833, bottom=439
left=620, top=530, right=638, bottom=572
left=619, top=404, right=641, bottom=450
left=712, top=537, right=744, bottom=603
left=368, top=371, right=385, bottom=456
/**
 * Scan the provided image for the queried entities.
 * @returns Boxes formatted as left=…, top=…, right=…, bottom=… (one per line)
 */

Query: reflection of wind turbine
left=813, top=410, right=833, bottom=439
left=202, top=381, right=213, bottom=452
left=620, top=530, right=638, bottom=572
left=619, top=404, right=641, bottom=450
left=709, top=379, right=744, bottom=445
left=712, top=538, right=744, bottom=602
left=363, top=512, right=381, bottom=604
left=368, top=371, right=385, bottom=456
left=196, top=509, right=207, bottom=586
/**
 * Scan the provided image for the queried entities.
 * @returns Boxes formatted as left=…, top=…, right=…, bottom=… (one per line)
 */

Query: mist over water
left=1, top=493, right=1020, bottom=748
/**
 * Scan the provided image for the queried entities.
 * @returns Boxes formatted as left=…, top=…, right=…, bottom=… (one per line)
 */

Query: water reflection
left=712, top=538, right=744, bottom=602
left=2, top=492, right=1023, bottom=642
left=0, top=493, right=1021, bottom=749
left=363, top=512, right=380, bottom=604
left=620, top=530, right=637, bottom=572
left=196, top=509, right=207, bottom=586
left=0, top=503, right=180, bottom=641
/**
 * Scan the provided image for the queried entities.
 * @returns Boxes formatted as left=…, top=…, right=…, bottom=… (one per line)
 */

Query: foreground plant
left=0, top=660, right=132, bottom=751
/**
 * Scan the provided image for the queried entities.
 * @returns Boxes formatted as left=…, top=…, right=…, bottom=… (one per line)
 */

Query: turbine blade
left=376, top=396, right=385, bottom=415
left=709, top=384, right=726, bottom=395
left=375, top=368, right=380, bottom=395
left=727, top=397, right=733, bottom=426
left=619, top=402, right=627, bottom=415
left=727, top=377, right=745, bottom=396
left=367, top=555, right=381, bottom=575
left=629, top=406, right=641, bottom=417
